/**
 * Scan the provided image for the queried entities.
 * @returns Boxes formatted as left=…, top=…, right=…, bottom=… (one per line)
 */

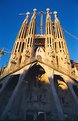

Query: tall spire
left=46, top=8, right=53, bottom=35
left=22, top=9, right=37, bottom=65
left=18, top=12, right=29, bottom=39
left=54, top=11, right=64, bottom=38
left=53, top=11, right=71, bottom=70
left=54, top=11, right=59, bottom=23
left=27, top=8, right=37, bottom=35
left=45, top=8, right=55, bottom=63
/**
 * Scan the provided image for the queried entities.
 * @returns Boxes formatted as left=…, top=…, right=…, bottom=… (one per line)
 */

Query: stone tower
left=8, top=9, right=36, bottom=69
left=8, top=8, right=71, bottom=73
left=0, top=8, right=78, bottom=121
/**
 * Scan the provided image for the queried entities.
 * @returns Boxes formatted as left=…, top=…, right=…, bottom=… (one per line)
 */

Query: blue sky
left=0, top=0, right=78, bottom=67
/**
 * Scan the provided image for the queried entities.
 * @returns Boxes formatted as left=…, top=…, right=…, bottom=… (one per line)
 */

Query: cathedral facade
left=8, top=8, right=71, bottom=72
left=0, top=8, right=78, bottom=120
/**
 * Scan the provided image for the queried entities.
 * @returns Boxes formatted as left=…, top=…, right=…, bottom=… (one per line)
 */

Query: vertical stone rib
left=48, top=75, right=65, bottom=120
left=44, top=68, right=65, bottom=120
left=27, top=13, right=36, bottom=35
left=1, top=68, right=29, bottom=120
left=46, top=14, right=53, bottom=35
left=54, top=11, right=64, bottom=39
left=18, top=15, right=29, bottom=39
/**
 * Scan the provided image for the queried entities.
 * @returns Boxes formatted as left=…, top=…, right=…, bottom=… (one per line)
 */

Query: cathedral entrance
left=26, top=111, right=37, bottom=121
left=37, top=112, right=45, bottom=121
left=26, top=111, right=46, bottom=121
left=26, top=113, right=34, bottom=121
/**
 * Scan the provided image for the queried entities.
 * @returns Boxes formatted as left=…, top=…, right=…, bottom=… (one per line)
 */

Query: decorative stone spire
left=26, top=12, right=30, bottom=16
left=23, top=8, right=37, bottom=64
left=18, top=12, right=29, bottom=39
left=54, top=11, right=57, bottom=17
left=27, top=8, right=37, bottom=35
left=33, top=8, right=37, bottom=15
left=54, top=11, right=64, bottom=38
left=53, top=11, right=71, bottom=71
left=45, top=8, right=54, bottom=63
left=53, top=11, right=59, bottom=22
left=46, top=8, right=50, bottom=14
left=46, top=8, right=53, bottom=35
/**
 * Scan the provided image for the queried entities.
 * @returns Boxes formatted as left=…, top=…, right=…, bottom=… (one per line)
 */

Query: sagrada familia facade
left=0, top=8, right=78, bottom=120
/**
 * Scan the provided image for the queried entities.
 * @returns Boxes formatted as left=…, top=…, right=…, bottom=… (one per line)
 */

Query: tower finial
left=26, top=12, right=30, bottom=16
left=33, top=8, right=37, bottom=15
left=53, top=11, right=57, bottom=18
left=46, top=8, right=50, bottom=14
left=53, top=11, right=59, bottom=22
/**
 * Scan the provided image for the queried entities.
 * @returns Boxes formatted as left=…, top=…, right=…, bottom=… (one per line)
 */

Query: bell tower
left=8, top=9, right=37, bottom=70
left=22, top=9, right=36, bottom=64
left=53, top=11, right=71, bottom=70
left=45, top=8, right=55, bottom=63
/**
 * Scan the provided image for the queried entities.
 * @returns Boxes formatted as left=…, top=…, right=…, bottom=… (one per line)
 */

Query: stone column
left=66, top=82, right=78, bottom=105
left=1, top=69, right=28, bottom=120
left=46, top=69, right=65, bottom=120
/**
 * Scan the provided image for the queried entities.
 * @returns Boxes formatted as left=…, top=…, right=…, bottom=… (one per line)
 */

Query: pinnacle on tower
left=54, top=11, right=57, bottom=18
left=27, top=8, right=36, bottom=35
left=46, top=8, right=50, bottom=14
left=46, top=8, right=53, bottom=35
left=53, top=11, right=59, bottom=23
left=26, top=12, right=30, bottom=16
left=53, top=11, right=64, bottom=39
left=33, top=8, right=37, bottom=15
